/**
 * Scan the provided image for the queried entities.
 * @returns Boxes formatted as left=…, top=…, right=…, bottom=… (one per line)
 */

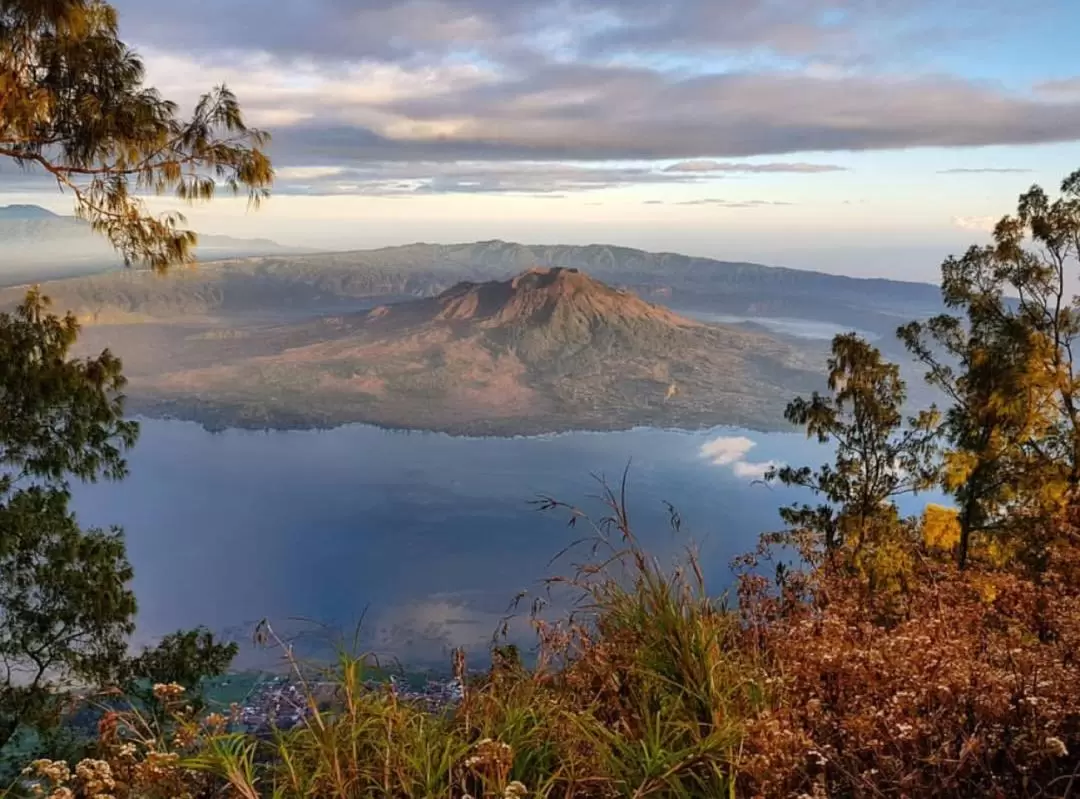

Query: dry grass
left=8, top=488, right=1080, bottom=798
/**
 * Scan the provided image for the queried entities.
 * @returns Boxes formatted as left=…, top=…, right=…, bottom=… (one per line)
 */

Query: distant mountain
left=0, top=205, right=314, bottom=284
left=4, top=239, right=943, bottom=337
left=0, top=204, right=60, bottom=220
left=365, top=241, right=946, bottom=333
left=118, top=268, right=826, bottom=434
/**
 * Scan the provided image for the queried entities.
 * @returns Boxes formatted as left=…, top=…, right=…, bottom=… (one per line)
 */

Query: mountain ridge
left=3, top=239, right=944, bottom=336
left=0, top=206, right=314, bottom=284
left=0, top=204, right=60, bottom=220
left=400, top=238, right=940, bottom=291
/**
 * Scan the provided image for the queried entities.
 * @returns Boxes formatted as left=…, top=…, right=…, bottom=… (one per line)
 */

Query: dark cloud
left=112, top=0, right=527, bottom=63
left=110, top=0, right=1039, bottom=67
left=937, top=168, right=1033, bottom=174
left=256, top=69, right=1080, bottom=167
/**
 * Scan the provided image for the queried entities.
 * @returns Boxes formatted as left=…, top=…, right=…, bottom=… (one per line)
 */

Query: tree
left=0, top=290, right=138, bottom=751
left=900, top=170, right=1080, bottom=569
left=1, top=0, right=273, bottom=270
left=122, top=628, right=238, bottom=721
left=767, top=334, right=939, bottom=570
left=0, top=0, right=267, bottom=761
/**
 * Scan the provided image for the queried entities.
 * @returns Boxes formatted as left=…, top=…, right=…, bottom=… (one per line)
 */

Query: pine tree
left=767, top=334, right=939, bottom=569
left=0, top=0, right=269, bottom=756
left=0, top=291, right=138, bottom=751
left=1, top=0, right=273, bottom=270
left=900, top=170, right=1080, bottom=569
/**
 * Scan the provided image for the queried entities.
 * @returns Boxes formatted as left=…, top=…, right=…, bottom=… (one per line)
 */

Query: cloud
left=664, top=160, right=846, bottom=174
left=937, top=168, right=1033, bottom=174
left=732, top=461, right=780, bottom=480
left=701, top=435, right=782, bottom=480
left=1035, top=78, right=1080, bottom=99
left=111, top=0, right=1037, bottom=68
left=270, top=161, right=736, bottom=196
left=370, top=593, right=532, bottom=660
left=675, top=199, right=794, bottom=207
left=111, top=7, right=1080, bottom=173
left=10, top=0, right=1079, bottom=200
left=700, top=436, right=756, bottom=466
left=952, top=215, right=1000, bottom=232
left=258, top=69, right=1080, bottom=166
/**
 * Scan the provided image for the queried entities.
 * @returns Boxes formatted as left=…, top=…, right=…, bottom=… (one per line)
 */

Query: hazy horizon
left=4, top=0, right=1079, bottom=283
left=1, top=195, right=987, bottom=284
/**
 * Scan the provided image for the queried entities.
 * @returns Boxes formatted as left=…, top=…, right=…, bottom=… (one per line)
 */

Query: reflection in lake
left=68, top=420, right=892, bottom=666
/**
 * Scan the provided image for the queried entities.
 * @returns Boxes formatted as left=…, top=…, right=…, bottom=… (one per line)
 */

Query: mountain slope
left=122, top=268, right=825, bottom=434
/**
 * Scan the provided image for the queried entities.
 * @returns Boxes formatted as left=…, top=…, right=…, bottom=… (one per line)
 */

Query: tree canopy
left=0, top=0, right=273, bottom=270
left=767, top=334, right=938, bottom=567
left=900, top=169, right=1080, bottom=568
left=775, top=169, right=1080, bottom=577
left=0, top=0, right=264, bottom=759
left=0, top=291, right=138, bottom=752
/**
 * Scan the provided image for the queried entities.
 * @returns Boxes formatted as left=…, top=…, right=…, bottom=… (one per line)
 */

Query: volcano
left=128, top=268, right=825, bottom=434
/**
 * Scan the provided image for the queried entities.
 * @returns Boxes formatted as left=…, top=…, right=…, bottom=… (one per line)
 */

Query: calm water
left=68, top=420, right=834, bottom=665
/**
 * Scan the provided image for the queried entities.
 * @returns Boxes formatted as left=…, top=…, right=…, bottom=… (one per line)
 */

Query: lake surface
left=66, top=420, right=866, bottom=667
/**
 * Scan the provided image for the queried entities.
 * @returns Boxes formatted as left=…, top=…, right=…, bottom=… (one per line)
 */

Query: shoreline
left=123, top=403, right=797, bottom=440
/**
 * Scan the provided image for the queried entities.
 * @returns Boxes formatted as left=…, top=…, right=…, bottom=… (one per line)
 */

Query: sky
left=4, top=0, right=1080, bottom=282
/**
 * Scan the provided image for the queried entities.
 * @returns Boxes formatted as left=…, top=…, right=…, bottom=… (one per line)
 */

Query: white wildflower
left=1046, top=737, right=1069, bottom=758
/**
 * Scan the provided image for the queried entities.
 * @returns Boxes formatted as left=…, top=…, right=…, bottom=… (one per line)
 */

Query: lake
left=67, top=420, right=859, bottom=667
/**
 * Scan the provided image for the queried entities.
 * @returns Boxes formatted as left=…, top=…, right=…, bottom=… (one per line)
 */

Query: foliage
left=0, top=0, right=273, bottom=270
left=8, top=488, right=1079, bottom=799
left=900, top=169, right=1080, bottom=568
left=5, top=54, right=1080, bottom=794
left=0, top=290, right=137, bottom=754
left=921, top=503, right=961, bottom=553
left=121, top=628, right=238, bottom=722
left=738, top=552, right=1080, bottom=798
left=0, top=287, right=136, bottom=485
left=124, top=629, right=238, bottom=696
left=0, top=0, right=268, bottom=770
left=766, top=333, right=938, bottom=572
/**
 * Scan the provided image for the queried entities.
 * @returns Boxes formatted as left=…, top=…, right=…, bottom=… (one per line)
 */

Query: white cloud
left=700, top=436, right=782, bottom=480
left=732, top=460, right=780, bottom=479
left=664, top=160, right=845, bottom=174
left=951, top=215, right=999, bottom=232
left=700, top=436, right=756, bottom=465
